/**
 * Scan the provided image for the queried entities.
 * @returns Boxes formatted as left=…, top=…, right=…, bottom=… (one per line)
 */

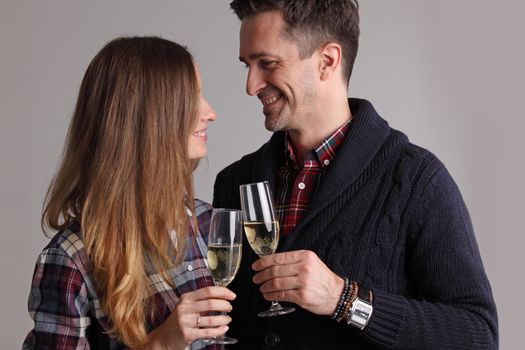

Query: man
left=213, top=1, right=498, bottom=349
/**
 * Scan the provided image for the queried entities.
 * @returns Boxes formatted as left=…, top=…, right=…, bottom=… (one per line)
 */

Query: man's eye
left=261, top=61, right=277, bottom=68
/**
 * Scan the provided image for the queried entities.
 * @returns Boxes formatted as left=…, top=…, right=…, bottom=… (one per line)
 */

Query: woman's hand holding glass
left=203, top=208, right=242, bottom=344
left=146, top=286, right=235, bottom=350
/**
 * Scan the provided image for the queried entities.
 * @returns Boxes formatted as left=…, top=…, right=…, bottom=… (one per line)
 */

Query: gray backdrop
left=1, top=1, right=523, bottom=348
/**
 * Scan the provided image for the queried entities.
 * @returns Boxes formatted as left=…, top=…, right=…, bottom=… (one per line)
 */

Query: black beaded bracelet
left=331, top=277, right=350, bottom=320
left=338, top=280, right=358, bottom=322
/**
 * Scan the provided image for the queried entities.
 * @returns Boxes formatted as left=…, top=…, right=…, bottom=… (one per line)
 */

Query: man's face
left=239, top=11, right=319, bottom=132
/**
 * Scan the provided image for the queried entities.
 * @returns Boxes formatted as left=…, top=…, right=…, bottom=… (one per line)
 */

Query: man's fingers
left=258, top=276, right=300, bottom=293
left=262, top=289, right=301, bottom=304
left=252, top=250, right=310, bottom=271
left=252, top=263, right=298, bottom=284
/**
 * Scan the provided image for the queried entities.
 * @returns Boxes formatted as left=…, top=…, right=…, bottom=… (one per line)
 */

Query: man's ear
left=319, top=42, right=342, bottom=81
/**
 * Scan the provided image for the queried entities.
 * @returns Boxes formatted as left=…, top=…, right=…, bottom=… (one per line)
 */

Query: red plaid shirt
left=275, top=120, right=351, bottom=237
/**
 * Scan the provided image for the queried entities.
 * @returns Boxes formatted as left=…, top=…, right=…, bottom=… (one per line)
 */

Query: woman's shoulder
left=39, top=224, right=91, bottom=274
left=194, top=198, right=212, bottom=216
left=43, top=224, right=83, bottom=254
left=192, top=199, right=212, bottom=246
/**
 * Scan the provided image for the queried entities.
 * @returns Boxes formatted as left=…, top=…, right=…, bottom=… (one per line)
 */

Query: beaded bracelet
left=331, top=277, right=350, bottom=320
left=337, top=280, right=358, bottom=323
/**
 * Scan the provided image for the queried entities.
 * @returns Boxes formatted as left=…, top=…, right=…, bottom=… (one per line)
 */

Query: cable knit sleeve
left=362, top=162, right=498, bottom=349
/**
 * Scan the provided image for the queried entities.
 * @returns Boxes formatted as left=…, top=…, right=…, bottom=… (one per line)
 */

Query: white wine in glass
left=240, top=181, right=295, bottom=317
left=204, top=208, right=242, bottom=345
left=207, top=242, right=242, bottom=287
left=243, top=220, right=279, bottom=256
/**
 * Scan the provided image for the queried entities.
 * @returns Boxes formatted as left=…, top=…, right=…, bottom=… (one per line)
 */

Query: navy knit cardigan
left=213, top=99, right=498, bottom=349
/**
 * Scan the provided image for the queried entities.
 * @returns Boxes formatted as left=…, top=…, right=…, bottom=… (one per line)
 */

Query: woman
left=23, top=36, right=234, bottom=349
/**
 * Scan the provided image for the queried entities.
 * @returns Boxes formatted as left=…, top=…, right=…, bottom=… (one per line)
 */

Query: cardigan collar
left=250, top=98, right=401, bottom=250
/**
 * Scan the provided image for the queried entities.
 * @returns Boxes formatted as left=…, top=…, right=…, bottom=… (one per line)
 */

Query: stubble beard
left=264, top=110, right=290, bottom=132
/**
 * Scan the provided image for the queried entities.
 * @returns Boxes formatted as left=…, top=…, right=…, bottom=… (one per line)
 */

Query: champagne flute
left=204, top=208, right=242, bottom=345
left=239, top=181, right=295, bottom=317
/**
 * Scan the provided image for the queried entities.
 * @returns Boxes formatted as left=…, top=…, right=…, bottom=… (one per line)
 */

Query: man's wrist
left=346, top=285, right=373, bottom=330
left=330, top=277, right=350, bottom=320
left=331, top=278, right=374, bottom=330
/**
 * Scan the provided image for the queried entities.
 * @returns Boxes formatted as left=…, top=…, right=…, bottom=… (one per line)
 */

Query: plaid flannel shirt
left=275, top=120, right=350, bottom=237
left=23, top=199, right=219, bottom=350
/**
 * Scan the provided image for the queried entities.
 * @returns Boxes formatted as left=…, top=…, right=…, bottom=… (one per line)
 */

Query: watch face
left=348, top=298, right=373, bottom=329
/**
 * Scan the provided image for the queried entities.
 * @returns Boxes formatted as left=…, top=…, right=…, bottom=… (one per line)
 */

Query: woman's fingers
left=181, top=286, right=236, bottom=302
left=179, top=314, right=231, bottom=344
left=196, top=314, right=232, bottom=329
left=147, top=286, right=236, bottom=348
left=194, top=325, right=230, bottom=339
left=180, top=312, right=231, bottom=330
left=179, top=287, right=236, bottom=315
left=192, top=298, right=233, bottom=314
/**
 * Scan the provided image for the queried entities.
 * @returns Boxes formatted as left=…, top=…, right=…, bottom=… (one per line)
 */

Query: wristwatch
left=346, top=289, right=373, bottom=330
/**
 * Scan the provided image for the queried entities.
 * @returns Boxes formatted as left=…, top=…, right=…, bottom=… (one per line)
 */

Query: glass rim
left=239, top=180, right=270, bottom=188
left=211, top=208, right=242, bottom=213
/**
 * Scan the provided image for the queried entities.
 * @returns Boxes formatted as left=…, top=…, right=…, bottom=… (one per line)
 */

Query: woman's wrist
left=143, top=327, right=183, bottom=350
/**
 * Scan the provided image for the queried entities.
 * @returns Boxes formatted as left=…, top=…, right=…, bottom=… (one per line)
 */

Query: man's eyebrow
left=239, top=52, right=282, bottom=62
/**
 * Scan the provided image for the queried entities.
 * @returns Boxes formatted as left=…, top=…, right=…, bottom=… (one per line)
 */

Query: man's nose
left=246, top=68, right=266, bottom=96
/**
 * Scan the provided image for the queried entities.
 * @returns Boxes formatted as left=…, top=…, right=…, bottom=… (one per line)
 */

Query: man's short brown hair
left=230, top=0, right=360, bottom=85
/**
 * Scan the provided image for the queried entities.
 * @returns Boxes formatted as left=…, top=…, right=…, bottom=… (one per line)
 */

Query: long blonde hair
left=42, top=36, right=199, bottom=347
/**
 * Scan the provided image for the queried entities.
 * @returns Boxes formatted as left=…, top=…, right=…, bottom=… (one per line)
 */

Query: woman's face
left=187, top=64, right=216, bottom=160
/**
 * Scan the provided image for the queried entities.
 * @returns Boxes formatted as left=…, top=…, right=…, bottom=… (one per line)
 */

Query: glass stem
left=270, top=301, right=283, bottom=311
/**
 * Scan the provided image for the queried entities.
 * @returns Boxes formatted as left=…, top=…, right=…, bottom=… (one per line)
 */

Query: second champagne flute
left=239, top=181, right=295, bottom=317
left=204, top=208, right=242, bottom=345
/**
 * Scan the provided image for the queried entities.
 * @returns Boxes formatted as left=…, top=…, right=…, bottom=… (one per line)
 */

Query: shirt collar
left=284, top=119, right=352, bottom=167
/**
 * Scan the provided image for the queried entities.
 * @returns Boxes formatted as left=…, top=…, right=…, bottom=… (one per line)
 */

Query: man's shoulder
left=394, top=133, right=439, bottom=164
left=350, top=98, right=443, bottom=168
left=216, top=152, right=255, bottom=180
left=385, top=129, right=451, bottom=187
left=214, top=134, right=283, bottom=207
left=216, top=136, right=276, bottom=180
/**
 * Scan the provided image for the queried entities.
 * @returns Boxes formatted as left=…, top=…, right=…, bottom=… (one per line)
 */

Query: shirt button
left=264, top=331, right=280, bottom=347
left=323, top=159, right=330, bottom=166
left=298, top=182, right=306, bottom=190
left=187, top=264, right=193, bottom=271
